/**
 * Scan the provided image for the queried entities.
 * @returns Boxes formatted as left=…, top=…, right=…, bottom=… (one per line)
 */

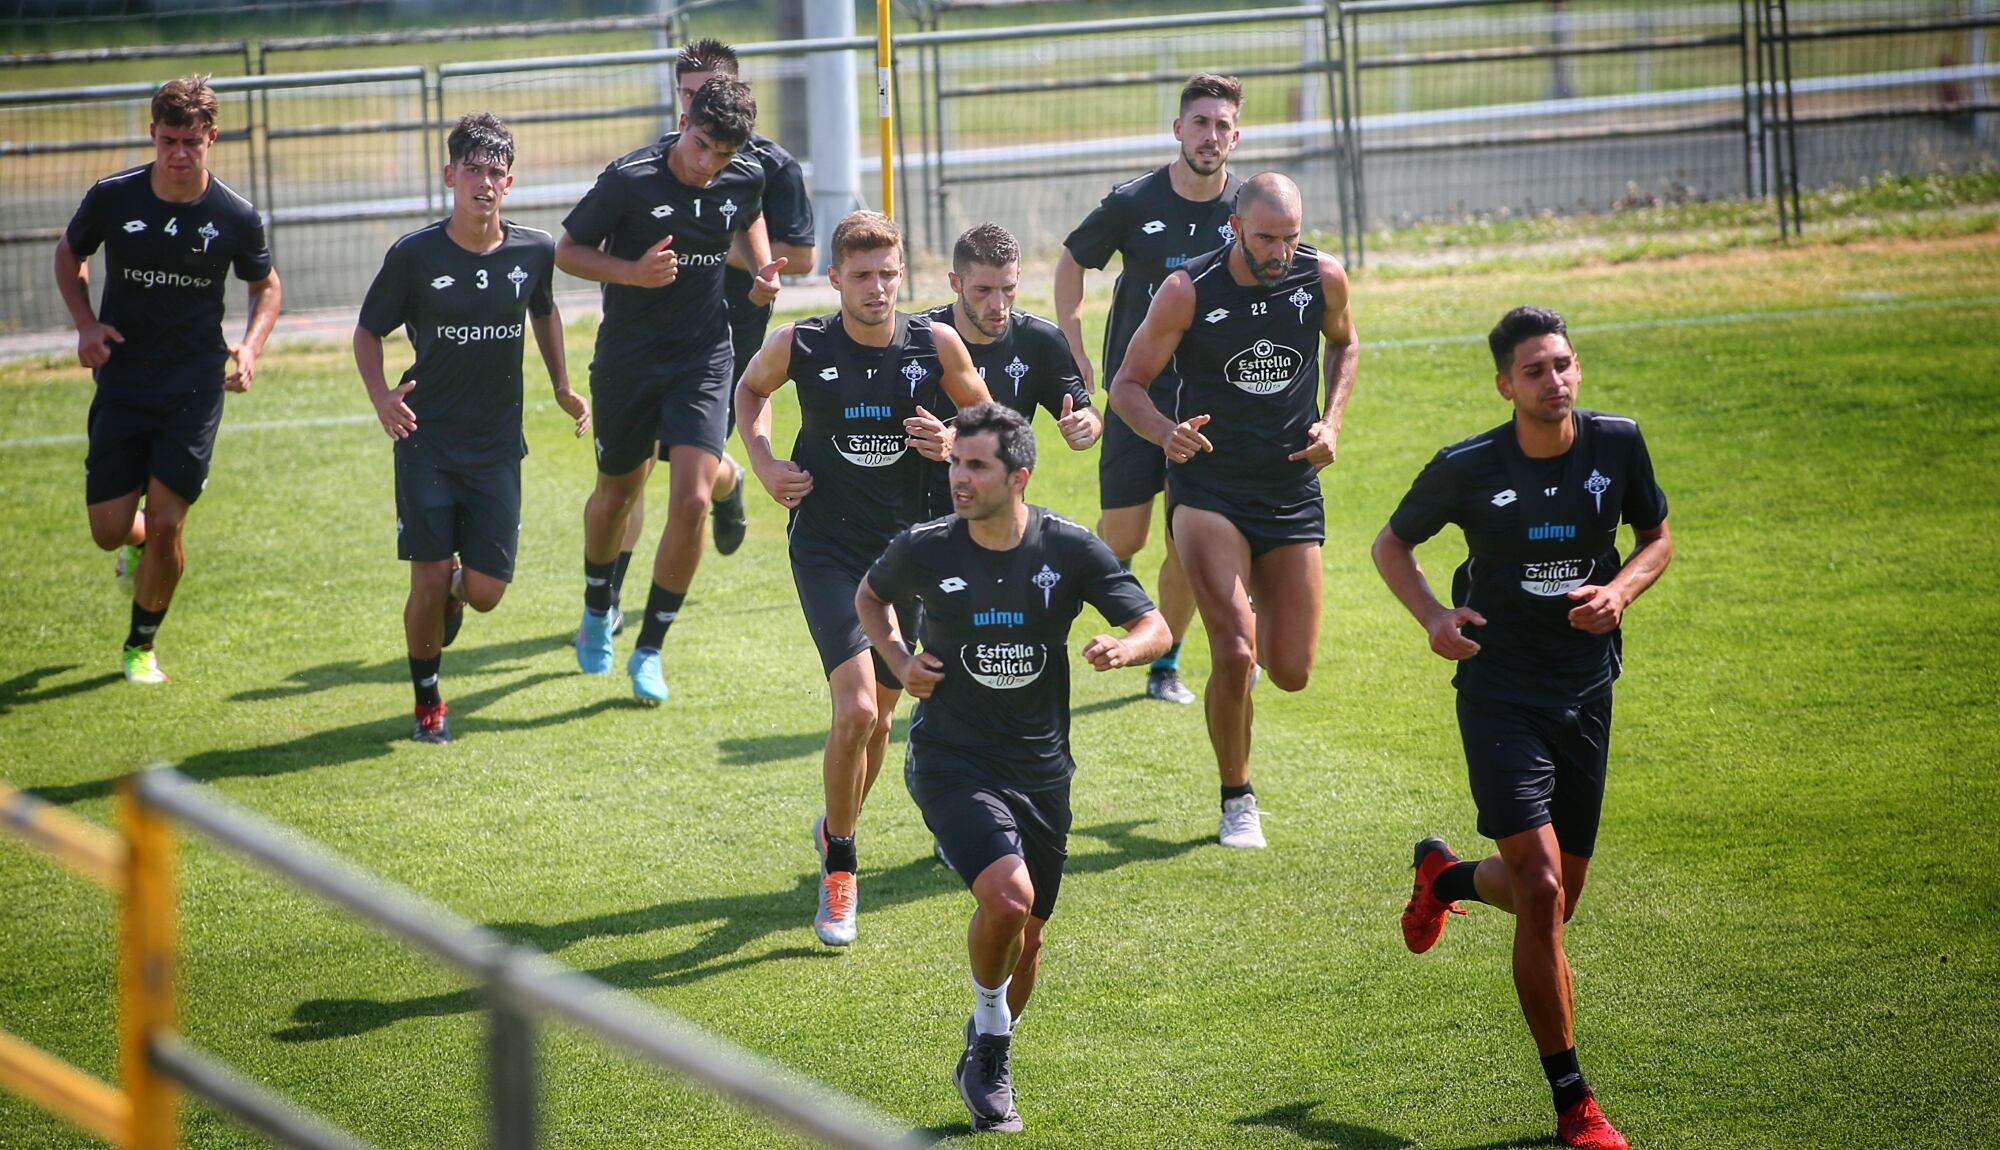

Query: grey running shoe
left=1145, top=666, right=1195, bottom=704
left=1219, top=793, right=1267, bottom=849
left=955, top=1017, right=1022, bottom=1132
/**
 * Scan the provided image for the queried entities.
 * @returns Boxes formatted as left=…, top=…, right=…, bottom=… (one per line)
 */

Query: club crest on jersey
left=1141, top=220, right=1166, bottom=235
left=1288, top=286, right=1313, bottom=322
left=651, top=204, right=675, bottom=219
left=1521, top=558, right=1595, bottom=598
left=1032, top=564, right=1060, bottom=608
left=1219, top=220, right=1236, bottom=243
left=834, top=432, right=906, bottom=468
left=122, top=220, right=147, bottom=233
left=962, top=641, right=1047, bottom=689
left=1004, top=357, right=1030, bottom=394
left=506, top=265, right=528, bottom=297
left=719, top=198, right=738, bottom=229
left=900, top=360, right=928, bottom=395
left=1204, top=308, right=1231, bottom=324
left=1585, top=469, right=1612, bottom=513
left=430, top=275, right=456, bottom=290
left=1225, top=339, right=1303, bottom=395
left=196, top=221, right=219, bottom=252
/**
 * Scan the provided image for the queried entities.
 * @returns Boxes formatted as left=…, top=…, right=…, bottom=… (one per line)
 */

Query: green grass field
left=2, top=234, right=1997, bottom=1149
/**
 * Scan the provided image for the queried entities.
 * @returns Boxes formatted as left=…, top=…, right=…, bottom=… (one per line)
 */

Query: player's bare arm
left=1288, top=252, right=1358, bottom=468
left=555, top=229, right=677, bottom=289
left=1371, top=524, right=1486, bottom=661
left=1567, top=520, right=1672, bottom=635
left=352, top=326, right=417, bottom=440
left=529, top=302, right=589, bottom=438
left=1081, top=608, right=1171, bottom=671
left=734, top=322, right=813, bottom=507
left=1109, top=270, right=1205, bottom=459
left=906, top=324, right=992, bottom=462
left=856, top=572, right=945, bottom=698
left=1052, top=246, right=1095, bottom=390
left=226, top=269, right=282, bottom=393
left=733, top=216, right=786, bottom=307
left=1055, top=393, right=1102, bottom=450
left=53, top=236, right=122, bottom=370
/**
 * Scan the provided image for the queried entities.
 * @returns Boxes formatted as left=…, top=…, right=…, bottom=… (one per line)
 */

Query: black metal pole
left=1776, top=0, right=1803, bottom=233
left=1347, top=6, right=1368, bottom=266
left=1320, top=2, right=1353, bottom=268
left=488, top=956, right=538, bottom=1150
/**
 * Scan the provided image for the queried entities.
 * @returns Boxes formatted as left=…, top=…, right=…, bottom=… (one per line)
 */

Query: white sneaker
left=1219, top=794, right=1267, bottom=849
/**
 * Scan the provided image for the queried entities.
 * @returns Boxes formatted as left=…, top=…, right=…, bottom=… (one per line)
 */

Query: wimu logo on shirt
left=1528, top=523, right=1577, bottom=541
left=973, top=609, right=1025, bottom=627
left=844, top=404, right=893, bottom=420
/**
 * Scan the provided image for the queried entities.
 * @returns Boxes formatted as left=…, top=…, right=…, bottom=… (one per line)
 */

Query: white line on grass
left=3, top=294, right=1996, bottom=452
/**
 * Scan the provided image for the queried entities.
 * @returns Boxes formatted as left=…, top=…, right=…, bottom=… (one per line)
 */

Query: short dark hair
left=952, top=222, right=1019, bottom=275
left=447, top=112, right=515, bottom=169
left=1488, top=306, right=1570, bottom=373
left=152, top=74, right=218, bottom=131
left=1180, top=73, right=1243, bottom=115
left=676, top=37, right=739, bottom=79
left=831, top=210, right=902, bottom=266
left=687, top=75, right=756, bottom=148
left=954, top=402, right=1036, bottom=475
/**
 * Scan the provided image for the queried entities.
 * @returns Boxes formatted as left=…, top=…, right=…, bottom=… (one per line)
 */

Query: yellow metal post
left=117, top=776, right=177, bottom=1150
left=0, top=1029, right=132, bottom=1145
left=877, top=0, right=894, bottom=218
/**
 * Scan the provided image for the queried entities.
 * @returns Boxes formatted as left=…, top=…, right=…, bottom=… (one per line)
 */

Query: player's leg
left=85, top=393, right=153, bottom=593
left=405, top=559, right=454, bottom=743
left=87, top=492, right=145, bottom=552
left=1098, top=424, right=1197, bottom=704
left=579, top=460, right=649, bottom=673
left=624, top=442, right=719, bottom=704
left=1170, top=504, right=1265, bottom=847
left=606, top=469, right=650, bottom=635
left=814, top=649, right=879, bottom=946
left=710, top=301, right=759, bottom=555
left=1247, top=541, right=1322, bottom=693
left=442, top=460, right=519, bottom=656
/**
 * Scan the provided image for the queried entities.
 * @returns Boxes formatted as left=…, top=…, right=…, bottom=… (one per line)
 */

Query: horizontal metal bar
left=903, top=5, right=1323, bottom=47
left=1360, top=115, right=1744, bottom=156
left=438, top=33, right=875, bottom=80
left=260, top=15, right=671, bottom=53
left=3, top=41, right=247, bottom=66
left=151, top=1036, right=377, bottom=1150
left=0, top=129, right=252, bottom=159
left=0, top=67, right=425, bottom=108
left=131, top=769, right=502, bottom=973
left=939, top=58, right=1340, bottom=100
left=264, top=119, right=432, bottom=142
left=445, top=104, right=673, bottom=130
left=1779, top=14, right=2000, bottom=42
left=0, top=1027, right=130, bottom=1146
left=1342, top=0, right=1521, bottom=14
left=1356, top=31, right=1739, bottom=70
left=1791, top=99, right=2000, bottom=126
left=936, top=144, right=1343, bottom=186
left=1, top=781, right=125, bottom=889
left=0, top=227, right=63, bottom=244
left=502, top=958, right=927, bottom=1150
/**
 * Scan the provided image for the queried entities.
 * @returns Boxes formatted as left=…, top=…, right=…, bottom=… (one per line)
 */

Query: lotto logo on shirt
left=1520, top=558, right=1596, bottom=598
left=961, top=642, right=1048, bottom=689
left=435, top=322, right=525, bottom=346
left=1225, top=339, right=1303, bottom=395
left=122, top=267, right=213, bottom=289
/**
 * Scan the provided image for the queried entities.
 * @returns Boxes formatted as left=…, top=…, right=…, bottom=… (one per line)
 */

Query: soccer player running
left=1054, top=72, right=1244, bottom=706
left=557, top=76, right=784, bottom=704
left=1109, top=172, right=1358, bottom=850
left=354, top=113, right=589, bottom=744
left=918, top=222, right=1099, bottom=521
left=1372, top=307, right=1670, bottom=1150
left=856, top=403, right=1167, bottom=1133
left=55, top=75, right=281, bottom=684
left=735, top=211, right=988, bottom=946
left=602, top=38, right=819, bottom=617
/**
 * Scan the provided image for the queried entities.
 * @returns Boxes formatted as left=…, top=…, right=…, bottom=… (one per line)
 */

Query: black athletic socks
left=1433, top=860, right=1483, bottom=905
left=1541, top=1048, right=1589, bottom=1113
left=610, top=549, right=634, bottom=609
left=410, top=655, right=442, bottom=707
left=824, top=833, right=858, bottom=875
left=633, top=584, right=687, bottom=651
left=584, top=557, right=616, bottom=613
left=1221, top=781, right=1254, bottom=805
left=125, top=602, right=166, bottom=650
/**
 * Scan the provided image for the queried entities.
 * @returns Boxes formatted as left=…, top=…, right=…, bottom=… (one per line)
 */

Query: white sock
left=972, top=976, right=1012, bottom=1037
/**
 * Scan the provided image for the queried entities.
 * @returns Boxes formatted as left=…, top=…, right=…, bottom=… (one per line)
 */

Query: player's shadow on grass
left=274, top=819, right=1203, bottom=1043
left=227, top=631, right=577, bottom=703
left=714, top=693, right=1141, bottom=766
left=0, top=663, right=122, bottom=716
left=1234, top=1103, right=1412, bottom=1149
left=29, top=670, right=611, bottom=806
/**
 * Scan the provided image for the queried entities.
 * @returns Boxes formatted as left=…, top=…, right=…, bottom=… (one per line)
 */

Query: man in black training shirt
left=603, top=38, right=819, bottom=606
left=919, top=222, right=1099, bottom=520
left=857, top=403, right=1166, bottom=1134
left=355, top=113, right=589, bottom=744
left=735, top=211, right=988, bottom=947
left=56, top=75, right=282, bottom=685
left=1372, top=307, right=1671, bottom=1150
left=557, top=75, right=785, bottom=706
left=1056, top=72, right=1244, bottom=706
left=1111, top=172, right=1358, bottom=851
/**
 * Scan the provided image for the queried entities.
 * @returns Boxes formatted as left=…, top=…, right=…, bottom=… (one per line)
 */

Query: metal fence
left=0, top=768, right=922, bottom=1150
left=3, top=1, right=1995, bottom=339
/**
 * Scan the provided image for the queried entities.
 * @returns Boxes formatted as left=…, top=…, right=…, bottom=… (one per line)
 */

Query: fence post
left=117, top=772, right=178, bottom=1150
left=487, top=953, right=538, bottom=1150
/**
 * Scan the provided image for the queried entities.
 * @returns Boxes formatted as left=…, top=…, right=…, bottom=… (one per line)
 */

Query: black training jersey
left=63, top=164, right=273, bottom=395
left=358, top=219, right=556, bottom=469
left=867, top=506, right=1155, bottom=790
left=562, top=135, right=764, bottom=375
left=916, top=304, right=1091, bottom=518
left=787, top=311, right=942, bottom=561
left=1063, top=164, right=1240, bottom=403
left=1168, top=243, right=1327, bottom=490
left=1388, top=410, right=1670, bottom=707
left=741, top=133, right=815, bottom=248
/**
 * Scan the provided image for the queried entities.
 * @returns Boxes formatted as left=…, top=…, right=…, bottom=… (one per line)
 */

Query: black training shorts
left=589, top=335, right=732, bottom=475
left=907, top=750, right=1072, bottom=921
left=1097, top=406, right=1168, bottom=511
left=1166, top=470, right=1325, bottom=559
left=788, top=534, right=915, bottom=688
left=1457, top=691, right=1613, bottom=859
left=394, top=446, right=521, bottom=582
left=723, top=264, right=773, bottom=439
left=84, top=387, right=226, bottom=506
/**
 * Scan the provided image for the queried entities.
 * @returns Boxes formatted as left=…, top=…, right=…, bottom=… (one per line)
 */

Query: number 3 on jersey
left=476, top=268, right=489, bottom=290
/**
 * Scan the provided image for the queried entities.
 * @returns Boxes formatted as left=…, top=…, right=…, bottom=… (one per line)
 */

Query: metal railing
left=0, top=768, right=921, bottom=1150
